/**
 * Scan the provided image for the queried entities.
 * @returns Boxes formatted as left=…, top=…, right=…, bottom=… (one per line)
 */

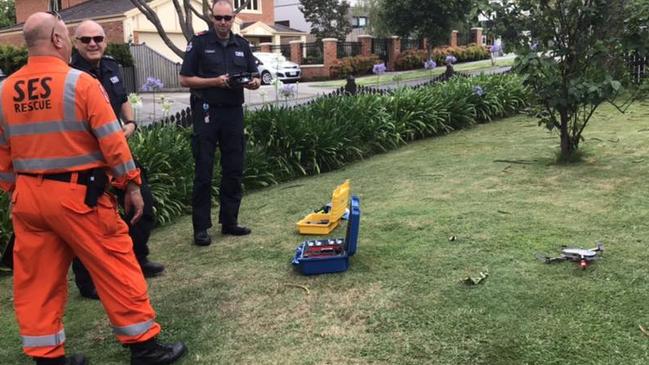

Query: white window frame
left=234, top=0, right=262, bottom=14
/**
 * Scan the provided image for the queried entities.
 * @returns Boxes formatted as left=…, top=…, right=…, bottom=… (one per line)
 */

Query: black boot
left=193, top=230, right=212, bottom=246
left=34, top=354, right=88, bottom=365
left=138, top=258, right=165, bottom=278
left=130, top=338, right=187, bottom=365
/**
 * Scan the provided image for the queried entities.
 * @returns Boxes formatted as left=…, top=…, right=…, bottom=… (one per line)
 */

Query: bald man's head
left=23, top=12, right=59, bottom=48
left=74, top=20, right=107, bottom=66
left=74, top=20, right=105, bottom=39
left=23, top=12, right=72, bottom=61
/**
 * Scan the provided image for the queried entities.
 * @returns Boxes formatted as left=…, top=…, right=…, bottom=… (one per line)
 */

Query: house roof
left=241, top=21, right=304, bottom=34
left=0, top=0, right=135, bottom=33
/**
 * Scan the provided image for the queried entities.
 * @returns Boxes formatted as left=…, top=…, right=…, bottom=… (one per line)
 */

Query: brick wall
left=0, top=32, right=26, bottom=47
left=300, top=65, right=329, bottom=81
left=237, top=0, right=274, bottom=26
left=16, top=0, right=90, bottom=23
left=16, top=0, right=48, bottom=23
left=63, top=0, right=89, bottom=8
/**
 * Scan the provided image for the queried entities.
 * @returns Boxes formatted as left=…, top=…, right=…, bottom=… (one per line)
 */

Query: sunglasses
left=212, top=15, right=233, bottom=22
left=76, top=36, right=105, bottom=44
left=46, top=10, right=61, bottom=40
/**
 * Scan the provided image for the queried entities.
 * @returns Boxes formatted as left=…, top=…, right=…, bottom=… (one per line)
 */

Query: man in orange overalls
left=0, top=12, right=186, bottom=365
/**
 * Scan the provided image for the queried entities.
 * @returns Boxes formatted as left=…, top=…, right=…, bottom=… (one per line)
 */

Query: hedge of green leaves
left=0, top=73, right=527, bottom=249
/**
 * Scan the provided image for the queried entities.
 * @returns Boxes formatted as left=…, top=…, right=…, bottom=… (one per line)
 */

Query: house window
left=234, top=0, right=260, bottom=11
left=352, top=16, right=368, bottom=29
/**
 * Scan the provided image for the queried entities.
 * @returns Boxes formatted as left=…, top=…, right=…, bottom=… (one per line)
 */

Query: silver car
left=253, top=52, right=301, bottom=85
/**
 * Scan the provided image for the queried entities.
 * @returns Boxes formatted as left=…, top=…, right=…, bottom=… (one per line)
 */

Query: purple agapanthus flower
left=141, top=77, right=164, bottom=92
left=530, top=41, right=539, bottom=51
left=424, top=59, right=437, bottom=70
left=445, top=55, right=457, bottom=65
left=473, top=85, right=484, bottom=96
left=279, top=83, right=297, bottom=98
left=372, top=63, right=386, bottom=75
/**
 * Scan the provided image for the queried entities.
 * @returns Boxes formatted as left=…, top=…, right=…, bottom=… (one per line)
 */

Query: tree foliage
left=375, top=0, right=475, bottom=46
left=128, top=0, right=250, bottom=59
left=496, top=0, right=649, bottom=160
left=299, top=0, right=352, bottom=41
left=0, top=0, right=15, bottom=28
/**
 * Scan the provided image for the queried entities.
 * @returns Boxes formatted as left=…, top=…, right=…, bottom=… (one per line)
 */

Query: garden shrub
left=106, top=43, right=135, bottom=67
left=395, top=44, right=490, bottom=71
left=329, top=54, right=382, bottom=79
left=0, top=45, right=27, bottom=76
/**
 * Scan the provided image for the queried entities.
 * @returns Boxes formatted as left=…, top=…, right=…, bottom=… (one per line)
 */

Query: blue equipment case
left=292, top=196, right=361, bottom=275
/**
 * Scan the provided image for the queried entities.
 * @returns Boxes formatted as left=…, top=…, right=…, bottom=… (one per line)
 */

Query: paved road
left=134, top=59, right=514, bottom=125
left=134, top=81, right=334, bottom=124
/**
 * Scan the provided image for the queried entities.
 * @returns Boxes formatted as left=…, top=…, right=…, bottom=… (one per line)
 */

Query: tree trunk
left=559, top=109, right=575, bottom=160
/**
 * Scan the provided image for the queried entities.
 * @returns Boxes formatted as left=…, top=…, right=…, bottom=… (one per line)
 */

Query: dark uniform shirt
left=179, top=29, right=257, bottom=106
left=71, top=53, right=128, bottom=120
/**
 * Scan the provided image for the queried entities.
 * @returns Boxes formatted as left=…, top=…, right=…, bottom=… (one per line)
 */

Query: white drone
left=535, top=242, right=604, bottom=269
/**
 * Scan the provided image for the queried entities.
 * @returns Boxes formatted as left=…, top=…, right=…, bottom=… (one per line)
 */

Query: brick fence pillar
left=260, top=42, right=272, bottom=53
left=387, top=36, right=400, bottom=71
left=290, top=40, right=303, bottom=64
left=358, top=35, right=372, bottom=57
left=471, top=27, right=483, bottom=46
left=421, top=38, right=429, bottom=51
left=450, top=30, right=458, bottom=47
left=323, top=38, right=338, bottom=77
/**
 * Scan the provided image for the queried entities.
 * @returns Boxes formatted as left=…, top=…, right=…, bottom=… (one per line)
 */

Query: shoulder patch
left=197, top=30, right=208, bottom=36
left=186, top=41, right=193, bottom=52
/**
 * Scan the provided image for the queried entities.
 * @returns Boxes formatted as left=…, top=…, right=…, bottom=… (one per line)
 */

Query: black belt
left=20, top=171, right=93, bottom=186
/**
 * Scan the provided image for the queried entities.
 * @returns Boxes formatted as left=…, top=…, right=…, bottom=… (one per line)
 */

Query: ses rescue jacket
left=0, top=56, right=141, bottom=192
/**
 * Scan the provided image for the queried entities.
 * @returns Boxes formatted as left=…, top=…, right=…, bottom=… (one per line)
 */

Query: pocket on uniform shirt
left=232, top=56, right=248, bottom=73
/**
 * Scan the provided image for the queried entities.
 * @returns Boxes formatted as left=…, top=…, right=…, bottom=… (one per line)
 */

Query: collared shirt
left=71, top=54, right=128, bottom=120
left=179, top=29, right=257, bottom=106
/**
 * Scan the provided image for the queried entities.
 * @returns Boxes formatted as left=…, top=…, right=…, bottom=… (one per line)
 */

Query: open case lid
left=344, top=196, right=361, bottom=256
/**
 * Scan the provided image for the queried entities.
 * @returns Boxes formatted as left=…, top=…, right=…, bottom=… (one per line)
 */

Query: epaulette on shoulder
left=102, top=55, right=117, bottom=63
left=235, top=34, right=250, bottom=44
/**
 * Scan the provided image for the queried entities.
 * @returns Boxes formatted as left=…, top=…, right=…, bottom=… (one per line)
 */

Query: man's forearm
left=179, top=75, right=219, bottom=89
left=121, top=101, right=135, bottom=122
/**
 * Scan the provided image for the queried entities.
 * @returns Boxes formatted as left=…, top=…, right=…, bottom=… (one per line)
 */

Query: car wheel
left=261, top=71, right=273, bottom=85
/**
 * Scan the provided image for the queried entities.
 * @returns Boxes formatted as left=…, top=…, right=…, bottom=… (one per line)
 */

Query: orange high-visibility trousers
left=11, top=174, right=161, bottom=358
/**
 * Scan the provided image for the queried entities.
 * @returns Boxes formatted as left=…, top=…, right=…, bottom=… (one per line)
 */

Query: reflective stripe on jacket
left=0, top=56, right=141, bottom=192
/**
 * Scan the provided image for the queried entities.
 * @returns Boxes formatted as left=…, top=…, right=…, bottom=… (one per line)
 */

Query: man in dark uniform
left=179, top=0, right=261, bottom=246
left=70, top=20, right=164, bottom=299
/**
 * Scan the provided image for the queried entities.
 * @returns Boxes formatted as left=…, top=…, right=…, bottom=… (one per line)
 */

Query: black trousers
left=191, top=98, right=245, bottom=231
left=73, top=160, right=155, bottom=292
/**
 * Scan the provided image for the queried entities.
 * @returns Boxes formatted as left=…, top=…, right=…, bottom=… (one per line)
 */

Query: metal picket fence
left=337, top=42, right=362, bottom=58
left=626, top=51, right=648, bottom=84
left=270, top=44, right=291, bottom=59
left=302, top=42, right=324, bottom=65
left=371, top=38, right=389, bottom=63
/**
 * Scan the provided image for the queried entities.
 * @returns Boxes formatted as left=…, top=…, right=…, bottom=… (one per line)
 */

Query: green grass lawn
left=314, top=58, right=515, bottom=88
left=2, top=100, right=649, bottom=364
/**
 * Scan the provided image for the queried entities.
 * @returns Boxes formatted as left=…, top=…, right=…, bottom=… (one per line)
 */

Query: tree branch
left=128, top=0, right=186, bottom=58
